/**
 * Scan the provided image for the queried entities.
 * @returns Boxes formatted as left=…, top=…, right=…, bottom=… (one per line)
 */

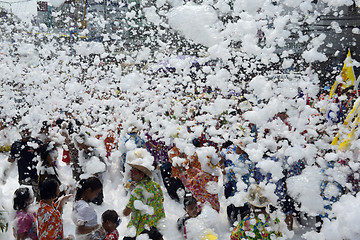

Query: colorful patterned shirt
left=36, top=201, right=63, bottom=240
left=179, top=168, right=220, bottom=212
left=14, top=211, right=38, bottom=240
left=230, top=214, right=282, bottom=240
left=105, top=229, right=119, bottom=240
left=126, top=177, right=165, bottom=235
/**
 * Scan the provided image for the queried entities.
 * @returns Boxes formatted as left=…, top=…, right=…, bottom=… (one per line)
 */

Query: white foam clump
left=302, top=34, right=328, bottom=63
left=248, top=76, right=275, bottom=100
left=287, top=166, right=324, bottom=216
left=119, top=72, right=144, bottom=93
left=185, top=205, right=222, bottom=240
left=196, top=146, right=219, bottom=172
left=134, top=200, right=155, bottom=215
left=322, top=0, right=355, bottom=7
left=83, top=156, right=106, bottom=175
left=171, top=156, right=186, bottom=167
left=320, top=194, right=360, bottom=240
left=257, top=159, right=284, bottom=181
left=167, top=3, right=223, bottom=47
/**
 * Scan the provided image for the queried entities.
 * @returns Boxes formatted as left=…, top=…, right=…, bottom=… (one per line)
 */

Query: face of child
left=185, top=202, right=199, bottom=218
left=102, top=220, right=116, bottom=233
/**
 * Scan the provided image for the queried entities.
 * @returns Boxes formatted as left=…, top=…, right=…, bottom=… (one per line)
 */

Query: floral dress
left=126, top=177, right=165, bottom=236
left=36, top=201, right=63, bottom=240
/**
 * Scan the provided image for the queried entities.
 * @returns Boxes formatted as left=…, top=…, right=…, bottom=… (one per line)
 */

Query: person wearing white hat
left=122, top=149, right=165, bottom=240
left=230, top=185, right=283, bottom=240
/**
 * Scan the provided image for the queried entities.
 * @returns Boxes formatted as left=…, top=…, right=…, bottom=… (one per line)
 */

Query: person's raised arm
left=123, top=207, right=132, bottom=216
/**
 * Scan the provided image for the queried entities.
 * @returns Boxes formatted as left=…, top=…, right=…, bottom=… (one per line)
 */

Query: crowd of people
left=0, top=79, right=359, bottom=240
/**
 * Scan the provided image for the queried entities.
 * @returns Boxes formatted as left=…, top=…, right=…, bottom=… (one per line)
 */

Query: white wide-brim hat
left=126, top=148, right=155, bottom=177
left=247, top=185, right=270, bottom=208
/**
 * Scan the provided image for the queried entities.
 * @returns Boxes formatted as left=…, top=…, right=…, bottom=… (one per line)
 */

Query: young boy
left=177, top=195, right=200, bottom=239
left=102, top=210, right=120, bottom=240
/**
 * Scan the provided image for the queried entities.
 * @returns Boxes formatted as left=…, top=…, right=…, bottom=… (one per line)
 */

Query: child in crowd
left=230, top=185, right=282, bottom=240
left=37, top=178, right=73, bottom=240
left=102, top=210, right=120, bottom=240
left=13, top=187, right=38, bottom=240
left=177, top=195, right=200, bottom=239
left=72, top=177, right=104, bottom=240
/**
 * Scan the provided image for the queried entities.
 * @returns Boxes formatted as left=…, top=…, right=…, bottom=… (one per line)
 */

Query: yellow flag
left=329, top=50, right=356, bottom=99
left=329, top=80, right=338, bottom=99
left=341, top=49, right=356, bottom=89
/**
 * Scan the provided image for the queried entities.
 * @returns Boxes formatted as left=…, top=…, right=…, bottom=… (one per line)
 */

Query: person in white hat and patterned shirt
left=122, top=149, right=165, bottom=240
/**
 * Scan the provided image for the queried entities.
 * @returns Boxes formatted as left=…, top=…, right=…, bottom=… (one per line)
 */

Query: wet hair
left=13, top=187, right=31, bottom=211
left=39, top=178, right=58, bottom=200
left=192, top=138, right=202, bottom=148
left=183, top=195, right=197, bottom=208
left=222, top=140, right=233, bottom=149
left=102, top=210, right=119, bottom=224
left=75, top=177, right=103, bottom=201
left=39, top=143, right=55, bottom=167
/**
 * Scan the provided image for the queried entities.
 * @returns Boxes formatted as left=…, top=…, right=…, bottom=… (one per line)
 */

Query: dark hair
left=39, top=178, right=59, bottom=200
left=13, top=187, right=31, bottom=210
left=102, top=210, right=119, bottom=224
left=183, top=195, right=197, bottom=208
left=39, top=143, right=55, bottom=167
left=75, top=177, right=103, bottom=201
left=222, top=140, right=233, bottom=149
left=192, top=138, right=201, bottom=148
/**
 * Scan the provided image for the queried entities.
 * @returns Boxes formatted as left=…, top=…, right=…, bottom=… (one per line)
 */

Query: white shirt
left=72, top=200, right=98, bottom=240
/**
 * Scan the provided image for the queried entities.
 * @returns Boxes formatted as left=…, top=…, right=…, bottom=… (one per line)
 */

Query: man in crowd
left=8, top=125, right=43, bottom=190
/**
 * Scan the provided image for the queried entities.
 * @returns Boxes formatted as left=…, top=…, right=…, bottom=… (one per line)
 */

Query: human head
left=184, top=195, right=199, bottom=218
left=39, top=178, right=59, bottom=200
left=40, top=120, right=51, bottom=134
left=130, top=167, right=146, bottom=183
left=102, top=210, right=119, bottom=233
left=75, top=177, right=103, bottom=202
left=13, top=187, right=33, bottom=211
left=74, top=132, right=90, bottom=151
left=39, top=143, right=57, bottom=166
left=19, top=127, right=31, bottom=141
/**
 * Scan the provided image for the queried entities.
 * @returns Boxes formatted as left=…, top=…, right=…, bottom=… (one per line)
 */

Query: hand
left=60, top=194, right=74, bottom=202
left=56, top=194, right=74, bottom=213
left=63, top=235, right=75, bottom=240
left=97, top=226, right=106, bottom=235
left=174, top=165, right=186, bottom=173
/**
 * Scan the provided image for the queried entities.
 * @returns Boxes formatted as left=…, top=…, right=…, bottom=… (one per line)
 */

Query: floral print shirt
left=105, top=229, right=119, bottom=240
left=179, top=168, right=220, bottom=212
left=36, top=201, right=63, bottom=240
left=230, top=214, right=282, bottom=240
left=126, top=177, right=165, bottom=235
